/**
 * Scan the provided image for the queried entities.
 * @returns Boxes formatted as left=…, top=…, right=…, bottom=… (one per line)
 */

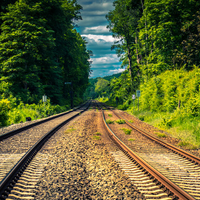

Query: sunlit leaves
left=0, top=0, right=90, bottom=105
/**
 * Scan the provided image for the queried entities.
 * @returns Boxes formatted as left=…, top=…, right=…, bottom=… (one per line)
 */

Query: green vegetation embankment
left=87, top=69, right=200, bottom=149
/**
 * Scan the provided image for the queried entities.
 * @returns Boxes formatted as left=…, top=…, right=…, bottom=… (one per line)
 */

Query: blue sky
left=76, top=0, right=125, bottom=78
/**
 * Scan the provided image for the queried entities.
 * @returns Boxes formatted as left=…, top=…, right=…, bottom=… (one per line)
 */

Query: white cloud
left=82, top=34, right=116, bottom=43
left=80, top=2, right=113, bottom=12
left=108, top=68, right=125, bottom=74
left=83, top=26, right=109, bottom=34
left=92, top=54, right=119, bottom=64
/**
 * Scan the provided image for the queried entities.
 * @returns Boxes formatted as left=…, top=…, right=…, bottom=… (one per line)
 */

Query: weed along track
left=1, top=101, right=200, bottom=199
left=100, top=102, right=200, bottom=199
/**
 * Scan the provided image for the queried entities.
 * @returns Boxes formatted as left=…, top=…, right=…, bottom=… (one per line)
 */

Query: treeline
left=97, top=0, right=200, bottom=107
left=0, top=0, right=91, bottom=105
left=83, top=73, right=122, bottom=100
left=106, top=0, right=200, bottom=87
left=90, top=0, right=200, bottom=146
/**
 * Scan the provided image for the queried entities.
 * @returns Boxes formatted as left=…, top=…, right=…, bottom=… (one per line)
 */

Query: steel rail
left=101, top=106, right=196, bottom=200
left=111, top=109, right=200, bottom=165
left=0, top=101, right=90, bottom=200
left=0, top=102, right=87, bottom=141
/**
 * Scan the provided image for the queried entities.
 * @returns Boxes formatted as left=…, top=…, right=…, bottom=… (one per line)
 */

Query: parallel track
left=99, top=102, right=199, bottom=200
left=0, top=102, right=87, bottom=141
left=0, top=102, right=90, bottom=199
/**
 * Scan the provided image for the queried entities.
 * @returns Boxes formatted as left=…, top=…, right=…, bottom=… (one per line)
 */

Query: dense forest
left=88, top=0, right=200, bottom=148
left=83, top=73, right=122, bottom=100
left=0, top=0, right=91, bottom=126
left=0, top=0, right=91, bottom=104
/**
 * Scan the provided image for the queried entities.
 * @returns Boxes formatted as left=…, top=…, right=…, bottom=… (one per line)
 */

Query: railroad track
left=0, top=101, right=90, bottom=199
left=0, top=102, right=87, bottom=140
left=98, top=102, right=200, bottom=200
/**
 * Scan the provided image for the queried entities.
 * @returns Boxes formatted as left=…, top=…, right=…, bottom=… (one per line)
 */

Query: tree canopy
left=106, top=0, right=200, bottom=86
left=0, top=0, right=91, bottom=105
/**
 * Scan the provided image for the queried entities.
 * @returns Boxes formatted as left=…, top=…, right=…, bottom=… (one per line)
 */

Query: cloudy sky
left=76, top=0, right=125, bottom=78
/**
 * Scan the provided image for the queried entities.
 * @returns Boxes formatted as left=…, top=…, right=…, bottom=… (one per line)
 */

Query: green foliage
left=0, top=99, right=11, bottom=126
left=106, top=119, right=115, bottom=124
left=121, top=128, right=132, bottom=135
left=94, top=132, right=102, bottom=135
left=95, top=78, right=109, bottom=97
left=0, top=0, right=90, bottom=105
left=139, top=68, right=200, bottom=116
left=88, top=0, right=200, bottom=149
left=0, top=98, right=68, bottom=127
left=155, top=132, right=167, bottom=138
left=93, top=135, right=101, bottom=140
left=65, top=128, right=76, bottom=134
left=83, top=73, right=121, bottom=100
left=128, top=138, right=135, bottom=141
left=116, top=119, right=126, bottom=124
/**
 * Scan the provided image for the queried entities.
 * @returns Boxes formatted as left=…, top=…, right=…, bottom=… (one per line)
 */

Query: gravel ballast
left=34, top=109, right=144, bottom=199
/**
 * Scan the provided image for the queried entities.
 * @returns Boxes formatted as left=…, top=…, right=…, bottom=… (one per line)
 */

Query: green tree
left=0, top=0, right=91, bottom=105
left=106, top=0, right=143, bottom=90
left=0, top=1, right=55, bottom=102
left=139, top=0, right=200, bottom=78
left=95, top=78, right=109, bottom=97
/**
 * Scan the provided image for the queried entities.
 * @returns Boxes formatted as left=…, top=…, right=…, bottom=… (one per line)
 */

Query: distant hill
left=84, top=72, right=122, bottom=99
left=89, top=72, right=122, bottom=82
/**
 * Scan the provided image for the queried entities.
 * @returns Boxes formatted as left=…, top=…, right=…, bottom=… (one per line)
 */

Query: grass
left=178, top=141, right=198, bottom=150
left=94, top=132, right=101, bottom=135
left=129, top=120, right=134, bottom=123
left=132, top=110, right=200, bottom=149
left=106, top=119, right=115, bottom=124
left=65, top=128, right=76, bottom=134
left=116, top=119, right=126, bottom=124
left=121, top=128, right=132, bottom=135
left=108, top=114, right=113, bottom=117
left=155, top=132, right=167, bottom=138
left=93, top=135, right=101, bottom=140
left=92, top=132, right=102, bottom=140
left=128, top=138, right=135, bottom=141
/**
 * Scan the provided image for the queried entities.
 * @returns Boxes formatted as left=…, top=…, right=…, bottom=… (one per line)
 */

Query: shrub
left=106, top=119, right=115, bottom=124
left=93, top=135, right=101, bottom=140
left=0, top=99, right=11, bottom=127
left=116, top=119, right=126, bottom=124
left=121, top=128, right=132, bottom=135
left=139, top=116, right=145, bottom=121
left=94, top=132, right=101, bottom=135
left=155, top=132, right=167, bottom=138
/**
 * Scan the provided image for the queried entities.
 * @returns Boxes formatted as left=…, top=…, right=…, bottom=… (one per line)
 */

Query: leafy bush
left=106, top=119, right=115, bottom=124
left=155, top=132, right=167, bottom=138
left=139, top=116, right=145, bottom=121
left=116, top=119, right=126, bottom=124
left=94, top=132, right=101, bottom=135
left=93, top=135, right=101, bottom=140
left=121, top=128, right=132, bottom=135
left=0, top=98, right=68, bottom=127
left=0, top=99, right=11, bottom=127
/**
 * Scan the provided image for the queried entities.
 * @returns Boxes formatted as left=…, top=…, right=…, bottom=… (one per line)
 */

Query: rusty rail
left=101, top=106, right=196, bottom=200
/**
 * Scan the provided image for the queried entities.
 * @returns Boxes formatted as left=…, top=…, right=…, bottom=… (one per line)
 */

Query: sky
left=76, top=0, right=125, bottom=78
